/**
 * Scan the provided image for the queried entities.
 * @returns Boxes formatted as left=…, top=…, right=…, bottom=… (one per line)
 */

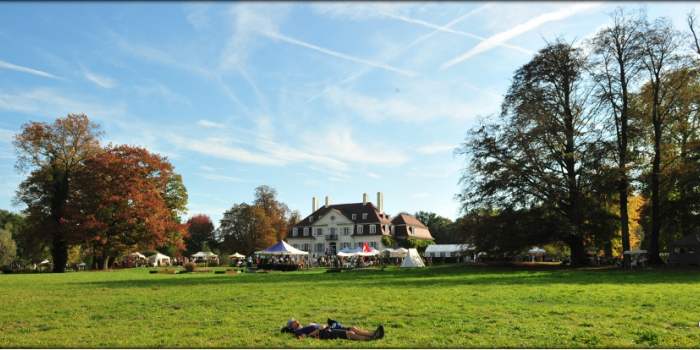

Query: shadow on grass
left=74, top=264, right=700, bottom=290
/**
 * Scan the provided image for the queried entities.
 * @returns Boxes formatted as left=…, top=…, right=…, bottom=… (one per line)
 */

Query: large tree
left=638, top=18, right=686, bottom=265
left=218, top=203, right=276, bottom=255
left=689, top=11, right=700, bottom=56
left=589, top=8, right=646, bottom=267
left=185, top=214, right=216, bottom=255
left=253, top=185, right=289, bottom=241
left=14, top=114, right=102, bottom=272
left=67, top=145, right=187, bottom=269
left=459, top=42, right=612, bottom=265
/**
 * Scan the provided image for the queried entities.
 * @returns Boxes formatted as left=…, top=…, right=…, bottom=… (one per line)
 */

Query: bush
left=183, top=262, right=196, bottom=272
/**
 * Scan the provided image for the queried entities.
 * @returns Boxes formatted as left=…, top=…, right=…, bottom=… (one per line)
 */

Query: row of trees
left=9, top=114, right=188, bottom=272
left=458, top=9, right=700, bottom=266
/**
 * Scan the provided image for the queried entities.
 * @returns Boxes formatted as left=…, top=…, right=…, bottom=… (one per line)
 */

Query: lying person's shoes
left=372, top=325, right=384, bottom=340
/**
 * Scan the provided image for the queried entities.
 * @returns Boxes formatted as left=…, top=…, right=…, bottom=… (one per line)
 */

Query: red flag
left=363, top=242, right=370, bottom=252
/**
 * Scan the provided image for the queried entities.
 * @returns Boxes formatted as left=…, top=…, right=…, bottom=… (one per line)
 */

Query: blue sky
left=1, top=2, right=697, bottom=224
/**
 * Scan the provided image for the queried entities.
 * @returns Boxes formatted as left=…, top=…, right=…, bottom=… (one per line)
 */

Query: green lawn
left=1, top=265, right=700, bottom=348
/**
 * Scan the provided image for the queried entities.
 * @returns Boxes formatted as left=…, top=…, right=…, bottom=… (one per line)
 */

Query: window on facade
left=343, top=227, right=350, bottom=235
left=369, top=225, right=376, bottom=234
left=356, top=225, right=363, bottom=234
left=362, top=213, right=368, bottom=220
left=292, top=227, right=298, bottom=237
left=440, top=252, right=446, bottom=258
left=330, top=227, right=336, bottom=235
left=303, top=244, right=310, bottom=252
left=316, top=243, right=324, bottom=252
left=342, top=242, right=350, bottom=249
left=370, top=242, right=377, bottom=249
left=303, top=227, right=309, bottom=236
left=316, top=228, right=323, bottom=236
left=351, top=214, right=357, bottom=220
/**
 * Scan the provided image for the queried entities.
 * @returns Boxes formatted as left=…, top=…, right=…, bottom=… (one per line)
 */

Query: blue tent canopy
left=258, top=240, right=309, bottom=256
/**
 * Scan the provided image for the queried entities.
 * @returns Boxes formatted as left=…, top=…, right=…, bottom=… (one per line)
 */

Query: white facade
left=287, top=208, right=386, bottom=258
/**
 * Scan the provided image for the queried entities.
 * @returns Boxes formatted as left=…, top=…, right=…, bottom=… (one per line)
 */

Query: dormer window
left=292, top=227, right=298, bottom=237
left=369, top=225, right=376, bottom=234
left=362, top=213, right=368, bottom=220
left=352, top=214, right=357, bottom=220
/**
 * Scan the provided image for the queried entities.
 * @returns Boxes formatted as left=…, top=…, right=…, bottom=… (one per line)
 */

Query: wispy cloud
left=184, top=4, right=211, bottom=31
left=441, top=3, right=602, bottom=69
left=261, top=30, right=416, bottom=77
left=0, top=128, right=14, bottom=143
left=300, top=127, right=408, bottom=166
left=367, top=172, right=381, bottom=179
left=378, top=9, right=533, bottom=55
left=197, top=119, right=226, bottom=129
left=0, top=59, right=61, bottom=79
left=417, top=143, right=457, bottom=155
left=323, top=79, right=501, bottom=123
left=0, top=88, right=125, bottom=120
left=83, top=68, right=116, bottom=88
left=198, top=173, right=246, bottom=183
left=170, top=135, right=281, bottom=166
left=306, top=4, right=489, bottom=103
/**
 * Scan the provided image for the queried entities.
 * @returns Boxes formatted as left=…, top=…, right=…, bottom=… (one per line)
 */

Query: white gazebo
left=528, top=247, right=546, bottom=262
left=229, top=252, right=246, bottom=259
left=148, top=252, right=171, bottom=267
left=192, top=251, right=220, bottom=265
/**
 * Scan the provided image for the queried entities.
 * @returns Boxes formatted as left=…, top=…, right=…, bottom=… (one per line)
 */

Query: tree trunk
left=618, top=60, right=632, bottom=269
left=649, top=120, right=664, bottom=265
left=51, top=233, right=68, bottom=273
left=568, top=236, right=588, bottom=266
left=50, top=170, right=69, bottom=273
left=618, top=176, right=631, bottom=267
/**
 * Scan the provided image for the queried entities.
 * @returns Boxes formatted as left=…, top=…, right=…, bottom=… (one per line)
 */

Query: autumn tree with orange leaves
left=68, top=145, right=187, bottom=269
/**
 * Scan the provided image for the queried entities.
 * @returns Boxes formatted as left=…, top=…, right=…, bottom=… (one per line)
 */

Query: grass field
left=1, top=265, right=700, bottom=348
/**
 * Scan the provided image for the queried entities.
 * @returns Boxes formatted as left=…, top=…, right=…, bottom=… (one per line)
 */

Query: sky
left=1, top=2, right=698, bottom=225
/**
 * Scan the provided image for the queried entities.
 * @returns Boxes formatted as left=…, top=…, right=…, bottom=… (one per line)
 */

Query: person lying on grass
left=281, top=318, right=384, bottom=340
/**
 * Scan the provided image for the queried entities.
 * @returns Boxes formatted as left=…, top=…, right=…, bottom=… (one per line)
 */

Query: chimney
left=377, top=192, right=383, bottom=212
left=362, top=193, right=368, bottom=205
left=325, top=195, right=330, bottom=207
left=312, top=196, right=317, bottom=212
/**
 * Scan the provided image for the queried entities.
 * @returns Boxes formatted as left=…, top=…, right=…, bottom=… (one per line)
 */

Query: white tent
left=229, top=252, right=246, bottom=259
left=528, top=247, right=546, bottom=254
left=129, top=252, right=147, bottom=259
left=391, top=247, right=408, bottom=258
left=148, top=252, right=171, bottom=267
left=337, top=247, right=360, bottom=257
left=400, top=248, right=425, bottom=268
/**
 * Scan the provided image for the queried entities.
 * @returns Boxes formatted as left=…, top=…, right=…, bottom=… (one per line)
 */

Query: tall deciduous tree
left=253, top=185, right=289, bottom=240
left=589, top=8, right=646, bottom=267
left=68, top=145, right=186, bottom=269
left=639, top=18, right=686, bottom=265
left=689, top=11, right=700, bottom=56
left=14, top=114, right=102, bottom=272
left=218, top=203, right=276, bottom=255
left=185, top=214, right=216, bottom=255
left=459, top=42, right=611, bottom=265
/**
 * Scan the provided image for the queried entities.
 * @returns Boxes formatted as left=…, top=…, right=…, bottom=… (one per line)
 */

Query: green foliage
left=404, top=238, right=432, bottom=253
left=0, top=224, right=17, bottom=267
left=0, top=266, right=699, bottom=347
left=381, top=235, right=396, bottom=248
left=414, top=211, right=456, bottom=243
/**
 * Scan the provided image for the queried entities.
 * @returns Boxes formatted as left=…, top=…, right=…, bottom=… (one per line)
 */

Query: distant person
left=281, top=318, right=383, bottom=341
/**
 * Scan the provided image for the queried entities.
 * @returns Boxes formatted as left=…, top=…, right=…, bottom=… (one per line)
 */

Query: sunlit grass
left=1, top=265, right=699, bottom=348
